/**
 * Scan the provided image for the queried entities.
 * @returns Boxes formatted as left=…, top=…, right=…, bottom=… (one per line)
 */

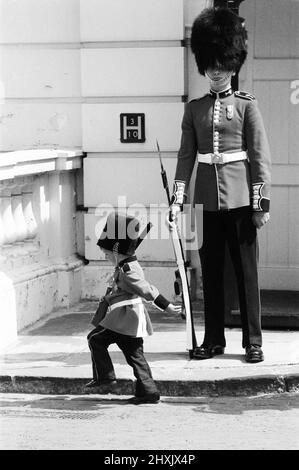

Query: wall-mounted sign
left=120, top=113, right=145, bottom=143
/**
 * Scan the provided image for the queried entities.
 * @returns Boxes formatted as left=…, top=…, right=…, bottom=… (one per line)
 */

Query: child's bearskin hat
left=191, top=7, right=248, bottom=76
left=97, top=211, right=140, bottom=256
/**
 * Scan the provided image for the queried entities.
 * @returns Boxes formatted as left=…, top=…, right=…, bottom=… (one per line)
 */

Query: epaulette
left=234, top=91, right=256, bottom=101
left=122, top=263, right=131, bottom=273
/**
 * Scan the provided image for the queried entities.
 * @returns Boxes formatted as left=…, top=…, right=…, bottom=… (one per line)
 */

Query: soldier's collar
left=118, top=255, right=137, bottom=268
left=209, top=87, right=233, bottom=99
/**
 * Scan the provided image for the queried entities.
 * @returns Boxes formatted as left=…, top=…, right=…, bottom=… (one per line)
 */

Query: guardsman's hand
left=252, top=211, right=270, bottom=229
left=165, top=303, right=182, bottom=315
left=169, top=204, right=181, bottom=222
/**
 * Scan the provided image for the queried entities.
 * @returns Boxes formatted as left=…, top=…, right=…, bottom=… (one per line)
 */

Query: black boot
left=245, top=345, right=264, bottom=363
left=193, top=344, right=225, bottom=360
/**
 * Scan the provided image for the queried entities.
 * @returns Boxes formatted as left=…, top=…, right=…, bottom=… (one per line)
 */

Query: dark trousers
left=87, top=327, right=159, bottom=397
left=199, top=207, right=262, bottom=348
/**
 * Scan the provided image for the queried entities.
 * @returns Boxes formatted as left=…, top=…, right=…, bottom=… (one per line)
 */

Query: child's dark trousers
left=87, top=326, right=159, bottom=397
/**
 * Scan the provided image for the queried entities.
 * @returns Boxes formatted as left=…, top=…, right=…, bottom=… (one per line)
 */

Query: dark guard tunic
left=175, top=89, right=271, bottom=212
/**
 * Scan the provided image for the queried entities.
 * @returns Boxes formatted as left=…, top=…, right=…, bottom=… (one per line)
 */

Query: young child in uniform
left=86, top=211, right=181, bottom=404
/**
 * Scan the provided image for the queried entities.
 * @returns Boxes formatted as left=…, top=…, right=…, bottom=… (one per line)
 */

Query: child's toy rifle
left=156, top=140, right=198, bottom=358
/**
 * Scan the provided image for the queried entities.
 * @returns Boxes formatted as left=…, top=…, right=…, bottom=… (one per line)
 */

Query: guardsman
left=170, top=7, right=271, bottom=363
left=86, top=211, right=181, bottom=404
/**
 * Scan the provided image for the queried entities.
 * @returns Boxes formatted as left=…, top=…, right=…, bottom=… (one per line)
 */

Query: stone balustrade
left=0, top=177, right=37, bottom=246
left=0, top=149, right=84, bottom=349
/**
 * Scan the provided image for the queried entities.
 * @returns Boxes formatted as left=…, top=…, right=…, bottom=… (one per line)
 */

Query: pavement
left=0, top=299, right=298, bottom=397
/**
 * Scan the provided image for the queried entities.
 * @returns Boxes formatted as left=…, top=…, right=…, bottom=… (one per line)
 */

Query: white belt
left=109, top=297, right=143, bottom=312
left=197, top=151, right=247, bottom=165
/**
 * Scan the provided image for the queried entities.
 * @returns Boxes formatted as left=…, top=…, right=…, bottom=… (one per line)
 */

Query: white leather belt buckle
left=211, top=153, right=224, bottom=164
left=198, top=151, right=247, bottom=165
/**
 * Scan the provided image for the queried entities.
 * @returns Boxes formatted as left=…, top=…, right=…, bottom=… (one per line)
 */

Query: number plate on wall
left=120, top=113, right=145, bottom=143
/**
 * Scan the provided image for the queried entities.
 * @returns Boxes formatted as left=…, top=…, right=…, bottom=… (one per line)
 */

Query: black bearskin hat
left=191, top=7, right=248, bottom=76
left=97, top=211, right=140, bottom=256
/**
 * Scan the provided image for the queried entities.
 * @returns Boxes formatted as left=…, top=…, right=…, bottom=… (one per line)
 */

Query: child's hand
left=165, top=303, right=182, bottom=315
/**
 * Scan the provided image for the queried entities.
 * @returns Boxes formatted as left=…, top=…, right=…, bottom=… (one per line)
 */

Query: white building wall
left=0, top=0, right=83, bottom=347
left=80, top=0, right=200, bottom=299
left=0, top=0, right=82, bottom=151
left=0, top=0, right=210, bottom=332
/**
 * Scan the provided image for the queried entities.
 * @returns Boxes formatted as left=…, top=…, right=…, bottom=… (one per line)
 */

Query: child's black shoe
left=85, top=379, right=100, bottom=389
left=127, top=394, right=160, bottom=405
left=97, top=380, right=118, bottom=394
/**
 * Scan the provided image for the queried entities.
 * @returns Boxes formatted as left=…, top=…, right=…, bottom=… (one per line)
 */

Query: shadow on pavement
left=0, top=393, right=298, bottom=415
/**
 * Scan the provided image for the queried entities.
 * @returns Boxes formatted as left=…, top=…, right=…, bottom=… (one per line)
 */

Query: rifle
left=136, top=221, right=153, bottom=249
left=156, top=140, right=198, bottom=358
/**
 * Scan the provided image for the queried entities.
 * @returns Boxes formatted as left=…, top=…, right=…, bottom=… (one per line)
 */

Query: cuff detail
left=252, top=182, right=270, bottom=212
left=153, top=294, right=170, bottom=311
left=171, top=180, right=186, bottom=206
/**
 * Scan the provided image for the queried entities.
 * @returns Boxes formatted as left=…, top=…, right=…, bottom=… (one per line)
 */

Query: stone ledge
left=0, top=148, right=83, bottom=180
left=0, top=373, right=297, bottom=397
left=3, top=256, right=84, bottom=285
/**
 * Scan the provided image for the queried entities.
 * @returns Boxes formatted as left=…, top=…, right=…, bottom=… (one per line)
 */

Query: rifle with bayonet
left=156, top=140, right=198, bottom=358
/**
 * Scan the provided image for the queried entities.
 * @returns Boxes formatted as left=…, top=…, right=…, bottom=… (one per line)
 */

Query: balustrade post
left=22, top=183, right=38, bottom=241
left=0, top=198, right=5, bottom=247
left=0, top=187, right=18, bottom=245
left=11, top=187, right=28, bottom=243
